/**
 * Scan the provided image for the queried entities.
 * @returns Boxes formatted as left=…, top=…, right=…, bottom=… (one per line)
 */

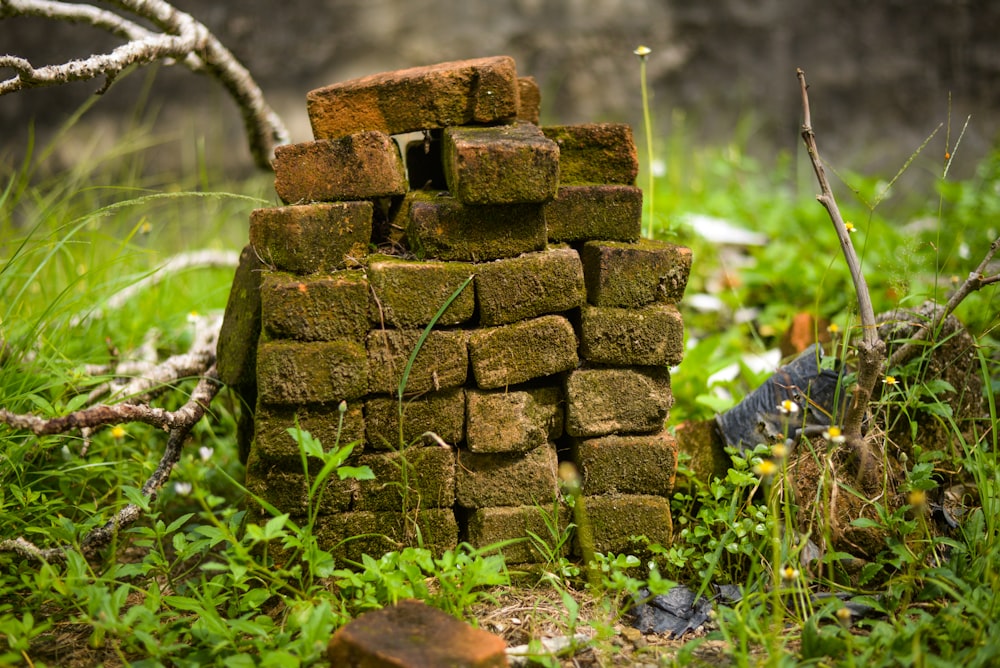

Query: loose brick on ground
left=254, top=401, right=365, bottom=464
left=544, top=185, right=642, bottom=243
left=249, top=202, right=372, bottom=274
left=578, top=494, right=673, bottom=559
left=468, top=315, right=579, bottom=389
left=308, top=56, right=519, bottom=139
left=582, top=239, right=693, bottom=308
left=365, top=389, right=465, bottom=450
left=456, top=443, right=559, bottom=508
left=273, top=132, right=407, bottom=204
left=257, top=340, right=368, bottom=404
left=579, top=303, right=684, bottom=367
left=541, top=123, right=638, bottom=185
left=467, top=505, right=572, bottom=564
left=466, top=386, right=563, bottom=453
left=366, top=329, right=468, bottom=395
left=367, top=255, right=475, bottom=328
left=261, top=270, right=369, bottom=342
left=443, top=122, right=560, bottom=205
left=474, top=246, right=586, bottom=326
left=217, top=245, right=264, bottom=388
left=564, top=366, right=673, bottom=437
left=572, top=430, right=679, bottom=496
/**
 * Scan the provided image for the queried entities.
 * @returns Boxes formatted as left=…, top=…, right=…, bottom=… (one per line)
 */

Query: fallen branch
left=0, top=0, right=289, bottom=168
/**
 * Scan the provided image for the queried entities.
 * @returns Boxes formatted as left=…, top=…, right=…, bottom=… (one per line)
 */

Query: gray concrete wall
left=2, top=0, right=997, bottom=175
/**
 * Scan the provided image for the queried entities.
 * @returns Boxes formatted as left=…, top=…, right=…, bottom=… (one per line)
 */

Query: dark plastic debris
left=630, top=584, right=741, bottom=638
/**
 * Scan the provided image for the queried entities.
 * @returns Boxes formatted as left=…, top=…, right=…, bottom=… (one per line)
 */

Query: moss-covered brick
left=355, top=447, right=456, bottom=511
left=564, top=366, right=673, bottom=437
left=405, top=133, right=446, bottom=190
left=543, top=185, right=642, bottom=243
left=466, top=387, right=563, bottom=453
left=578, top=494, right=672, bottom=558
left=253, top=401, right=365, bottom=465
left=674, top=419, right=731, bottom=490
left=316, top=509, right=458, bottom=563
left=217, top=245, right=264, bottom=387
left=365, top=389, right=465, bottom=450
left=579, top=303, right=684, bottom=367
left=402, top=191, right=546, bottom=261
left=307, top=56, right=519, bottom=139
left=244, top=449, right=359, bottom=516
left=572, top=431, right=678, bottom=497
left=273, top=132, right=408, bottom=204
left=249, top=202, right=373, bottom=274
left=474, top=246, right=585, bottom=326
left=468, top=315, right=579, bottom=389
left=442, top=123, right=559, bottom=205
left=366, top=329, right=468, bottom=395
left=261, top=270, right=369, bottom=342
left=467, top=505, right=572, bottom=564
left=456, top=443, right=559, bottom=508
left=367, top=255, right=475, bottom=328
left=257, top=340, right=368, bottom=404
left=517, top=76, right=541, bottom=124
left=541, top=124, right=638, bottom=185
left=581, top=239, right=693, bottom=308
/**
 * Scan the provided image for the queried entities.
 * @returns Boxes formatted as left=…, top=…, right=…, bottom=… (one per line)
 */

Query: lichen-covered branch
left=0, top=0, right=289, bottom=168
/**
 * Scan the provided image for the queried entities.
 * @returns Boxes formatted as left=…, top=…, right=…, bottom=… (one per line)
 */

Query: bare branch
left=1, top=0, right=289, bottom=168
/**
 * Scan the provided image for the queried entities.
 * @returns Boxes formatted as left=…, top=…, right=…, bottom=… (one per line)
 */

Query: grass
left=1, top=96, right=998, bottom=666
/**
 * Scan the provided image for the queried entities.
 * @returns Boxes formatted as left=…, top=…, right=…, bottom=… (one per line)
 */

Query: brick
left=249, top=202, right=372, bottom=274
left=402, top=191, right=546, bottom=261
left=468, top=315, right=578, bottom=389
left=466, top=387, right=563, bottom=453
left=308, top=56, right=519, bottom=139
left=474, top=246, right=585, bottom=326
left=572, top=431, right=678, bottom=497
left=365, top=389, right=465, bottom=450
left=442, top=122, right=559, bottom=205
left=260, top=270, right=368, bottom=342
left=579, top=303, right=684, bottom=366
left=467, top=505, right=572, bottom=564
left=541, top=123, right=638, bottom=185
left=366, top=329, right=468, bottom=395
left=582, top=239, right=692, bottom=308
left=517, top=76, right=541, bottom=124
left=674, top=419, right=731, bottom=491
left=368, top=255, right=475, bottom=328
left=355, top=446, right=456, bottom=511
left=456, top=443, right=559, bottom=508
left=578, top=494, right=673, bottom=558
left=564, top=366, right=673, bottom=437
left=217, top=245, right=263, bottom=387
left=254, top=401, right=365, bottom=464
left=405, top=132, right=446, bottom=190
left=327, top=599, right=507, bottom=668
left=257, top=340, right=368, bottom=404
left=273, top=132, right=407, bottom=204
left=544, top=185, right=642, bottom=243
left=244, top=449, right=360, bottom=515
left=316, top=508, right=458, bottom=563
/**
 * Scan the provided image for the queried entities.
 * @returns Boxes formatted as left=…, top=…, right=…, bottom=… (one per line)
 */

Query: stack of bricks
left=217, top=56, right=692, bottom=565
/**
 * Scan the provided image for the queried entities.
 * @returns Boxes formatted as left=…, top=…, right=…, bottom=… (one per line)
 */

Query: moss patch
left=466, top=504, right=572, bottom=564
left=578, top=494, right=672, bottom=559
left=365, top=389, right=466, bottom=450
left=564, top=366, right=673, bottom=437
left=355, top=446, right=456, bottom=511
left=581, top=239, right=692, bottom=308
left=573, top=431, right=678, bottom=496
left=257, top=340, right=368, bottom=404
left=217, top=245, right=264, bottom=387
left=456, top=443, right=559, bottom=508
left=474, top=246, right=585, bottom=326
left=579, top=303, right=684, bottom=366
left=261, top=270, right=369, bottom=342
left=466, top=386, right=563, bottom=453
left=468, top=315, right=578, bottom=389
left=315, top=508, right=458, bottom=563
left=541, top=124, right=638, bottom=185
left=254, top=401, right=365, bottom=466
left=249, top=202, right=373, bottom=274
left=367, top=255, right=475, bottom=327
left=366, top=329, right=468, bottom=395
left=543, top=185, right=642, bottom=243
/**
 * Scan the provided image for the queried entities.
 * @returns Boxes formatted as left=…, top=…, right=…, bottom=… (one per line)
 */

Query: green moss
left=365, top=389, right=465, bottom=450
left=582, top=239, right=692, bottom=308
left=564, top=366, right=673, bottom=437
left=366, top=329, right=468, bottom=395
left=474, top=246, right=585, bottom=326
left=468, top=315, right=578, bottom=389
left=260, top=270, right=369, bottom=341
left=367, top=255, right=475, bottom=327
left=257, top=340, right=368, bottom=404
left=579, top=303, right=684, bottom=366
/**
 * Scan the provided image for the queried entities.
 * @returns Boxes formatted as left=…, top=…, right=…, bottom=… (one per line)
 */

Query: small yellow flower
left=753, top=459, right=778, bottom=478
left=836, top=607, right=852, bottom=626
left=781, top=565, right=800, bottom=581
left=777, top=399, right=799, bottom=415
left=844, top=221, right=857, bottom=234
left=633, top=45, right=652, bottom=57
left=140, top=220, right=153, bottom=234
left=771, top=443, right=789, bottom=459
left=822, top=426, right=846, bottom=444
left=827, top=322, right=840, bottom=335
left=908, top=489, right=927, bottom=508
left=187, top=311, right=200, bottom=324
left=883, top=375, right=898, bottom=386
left=110, top=425, right=126, bottom=440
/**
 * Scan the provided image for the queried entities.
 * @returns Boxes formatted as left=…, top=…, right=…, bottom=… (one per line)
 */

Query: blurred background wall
left=2, top=0, right=998, bottom=178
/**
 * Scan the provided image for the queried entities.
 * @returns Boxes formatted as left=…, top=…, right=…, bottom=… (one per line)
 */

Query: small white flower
left=186, top=311, right=200, bottom=324
left=174, top=481, right=193, bottom=496
left=199, top=446, right=214, bottom=462
left=633, top=45, right=652, bottom=57
left=777, top=399, right=799, bottom=415
left=822, top=426, right=847, bottom=444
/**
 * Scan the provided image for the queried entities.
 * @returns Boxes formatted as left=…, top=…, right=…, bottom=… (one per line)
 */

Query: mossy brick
left=244, top=449, right=359, bottom=516
left=366, top=329, right=468, bottom=395
left=217, top=245, right=264, bottom=387
left=253, top=401, right=365, bottom=465
left=579, top=303, right=684, bottom=367
left=367, top=255, right=475, bottom=328
left=466, top=387, right=563, bottom=453
left=468, top=315, right=579, bottom=390
left=249, top=202, right=372, bottom=274
left=405, top=133, right=445, bottom=190
left=564, top=366, right=673, bottom=437
left=456, top=443, right=559, bottom=508
left=365, top=389, right=465, bottom=450
left=674, top=419, right=730, bottom=490
left=257, top=340, right=368, bottom=404
left=327, top=600, right=507, bottom=668
left=466, top=505, right=572, bottom=564
left=442, top=123, right=560, bottom=205
left=354, top=446, right=456, bottom=511
left=572, top=431, right=678, bottom=497
left=543, top=185, right=642, bottom=243
left=578, top=494, right=673, bottom=558
left=307, top=56, right=519, bottom=139
left=401, top=191, right=546, bottom=261
left=260, top=270, right=368, bottom=342
left=474, top=246, right=585, bottom=326
left=541, top=123, right=638, bottom=185
left=517, top=76, right=541, bottom=124
left=273, top=132, right=407, bottom=204
left=316, top=508, right=458, bottom=564
left=582, top=239, right=693, bottom=308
